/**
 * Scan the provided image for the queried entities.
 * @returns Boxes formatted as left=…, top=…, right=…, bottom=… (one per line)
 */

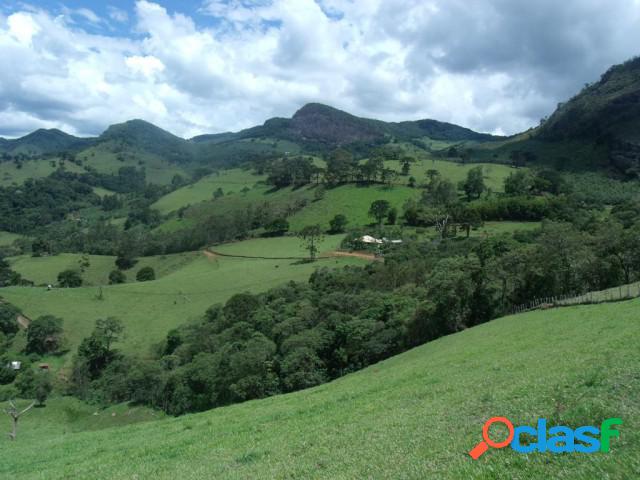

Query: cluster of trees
left=0, top=172, right=100, bottom=233
left=264, top=148, right=412, bottom=189
left=1, top=305, right=61, bottom=407
left=266, top=157, right=319, bottom=188
left=63, top=211, right=640, bottom=415
left=401, top=167, right=585, bottom=234
left=0, top=256, right=31, bottom=287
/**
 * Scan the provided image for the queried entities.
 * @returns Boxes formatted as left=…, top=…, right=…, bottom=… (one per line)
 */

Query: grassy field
left=0, top=397, right=163, bottom=444
left=388, top=158, right=515, bottom=192
left=1, top=236, right=365, bottom=364
left=413, top=221, right=541, bottom=240
left=151, top=158, right=518, bottom=234
left=0, top=159, right=85, bottom=186
left=0, top=299, right=637, bottom=479
left=7, top=252, right=202, bottom=286
left=0, top=230, right=22, bottom=246
left=288, top=183, right=416, bottom=231
left=78, top=144, right=190, bottom=185
left=152, top=169, right=267, bottom=214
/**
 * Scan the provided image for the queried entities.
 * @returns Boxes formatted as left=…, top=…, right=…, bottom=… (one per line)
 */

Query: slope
left=1, top=299, right=637, bottom=479
left=0, top=236, right=365, bottom=363
left=0, top=129, right=95, bottom=155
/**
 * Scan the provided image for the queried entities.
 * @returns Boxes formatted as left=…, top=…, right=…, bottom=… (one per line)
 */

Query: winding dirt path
left=328, top=251, right=379, bottom=261
left=202, top=250, right=218, bottom=260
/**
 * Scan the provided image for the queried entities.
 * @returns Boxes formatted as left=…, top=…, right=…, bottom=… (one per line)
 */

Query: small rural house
left=360, top=235, right=403, bottom=245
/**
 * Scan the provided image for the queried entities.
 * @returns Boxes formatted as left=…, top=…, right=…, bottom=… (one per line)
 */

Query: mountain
left=536, top=56, right=640, bottom=174
left=99, top=119, right=196, bottom=163
left=237, top=103, right=498, bottom=148
left=0, top=128, right=95, bottom=155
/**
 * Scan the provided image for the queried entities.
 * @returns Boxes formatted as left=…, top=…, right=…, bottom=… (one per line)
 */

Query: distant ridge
left=0, top=128, right=95, bottom=155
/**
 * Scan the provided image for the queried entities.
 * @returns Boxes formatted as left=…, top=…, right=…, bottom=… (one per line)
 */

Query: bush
left=25, top=315, right=65, bottom=355
left=264, top=218, right=289, bottom=237
left=57, top=269, right=82, bottom=288
left=328, top=214, right=348, bottom=234
left=108, top=270, right=126, bottom=285
left=136, top=267, right=156, bottom=282
left=0, top=302, right=20, bottom=336
left=115, top=256, right=137, bottom=271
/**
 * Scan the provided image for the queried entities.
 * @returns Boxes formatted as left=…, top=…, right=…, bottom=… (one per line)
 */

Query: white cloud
left=0, top=0, right=639, bottom=138
left=7, top=12, right=40, bottom=45
left=126, top=55, right=165, bottom=78
left=108, top=6, right=129, bottom=23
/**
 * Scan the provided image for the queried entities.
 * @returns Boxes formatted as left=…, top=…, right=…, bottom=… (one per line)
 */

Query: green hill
left=237, top=103, right=498, bottom=150
left=469, top=57, right=640, bottom=175
left=537, top=57, right=640, bottom=175
left=0, top=129, right=94, bottom=155
left=98, top=119, right=196, bottom=164
left=1, top=299, right=637, bottom=479
left=1, top=236, right=365, bottom=364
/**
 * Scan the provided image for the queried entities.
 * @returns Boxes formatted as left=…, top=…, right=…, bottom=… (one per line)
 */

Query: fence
left=510, top=282, right=640, bottom=315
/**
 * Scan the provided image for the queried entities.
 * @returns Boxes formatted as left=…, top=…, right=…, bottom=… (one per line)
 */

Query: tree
left=4, top=399, right=36, bottom=441
left=422, top=178, right=458, bottom=206
left=387, top=207, right=398, bottom=225
left=136, top=267, right=155, bottom=282
left=462, top=166, right=485, bottom=200
left=108, top=270, right=126, bottom=285
left=426, top=169, right=440, bottom=183
left=313, top=185, right=326, bottom=201
left=15, top=368, right=36, bottom=397
left=213, top=187, right=224, bottom=199
left=298, top=225, right=324, bottom=261
left=369, top=200, right=391, bottom=225
left=34, top=372, right=52, bottom=406
left=408, top=176, right=416, bottom=188
left=95, top=317, right=124, bottom=352
left=171, top=174, right=185, bottom=188
left=325, top=149, right=357, bottom=184
left=71, top=318, right=124, bottom=390
left=265, top=218, right=289, bottom=237
left=401, top=158, right=412, bottom=176
left=0, top=302, right=20, bottom=336
left=115, top=256, right=137, bottom=271
left=504, top=170, right=533, bottom=196
left=25, top=315, right=64, bottom=355
left=328, top=214, right=348, bottom=234
left=57, top=269, right=82, bottom=288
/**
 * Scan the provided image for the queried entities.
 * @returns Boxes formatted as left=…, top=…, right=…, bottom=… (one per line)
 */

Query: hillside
left=237, top=103, right=498, bottom=149
left=0, top=129, right=95, bottom=155
left=1, top=235, right=366, bottom=362
left=0, top=103, right=498, bottom=170
left=1, top=299, right=637, bottom=479
left=98, top=119, right=196, bottom=164
left=536, top=57, right=640, bottom=175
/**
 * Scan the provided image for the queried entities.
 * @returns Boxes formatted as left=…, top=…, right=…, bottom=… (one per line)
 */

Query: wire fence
left=510, top=282, right=640, bottom=315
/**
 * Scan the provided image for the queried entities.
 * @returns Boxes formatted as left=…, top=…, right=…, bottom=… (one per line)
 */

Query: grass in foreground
left=0, top=299, right=637, bottom=479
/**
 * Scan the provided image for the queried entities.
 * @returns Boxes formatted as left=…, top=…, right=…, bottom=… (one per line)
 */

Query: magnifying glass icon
left=469, top=416, right=514, bottom=459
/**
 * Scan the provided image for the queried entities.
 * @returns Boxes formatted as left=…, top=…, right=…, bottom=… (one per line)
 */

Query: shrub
left=136, top=267, right=156, bottom=282
left=108, top=270, right=126, bottom=285
left=57, top=269, right=82, bottom=288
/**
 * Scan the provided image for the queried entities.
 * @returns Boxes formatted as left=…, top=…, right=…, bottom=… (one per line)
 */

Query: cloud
left=0, top=0, right=639, bottom=138
left=108, top=6, right=129, bottom=23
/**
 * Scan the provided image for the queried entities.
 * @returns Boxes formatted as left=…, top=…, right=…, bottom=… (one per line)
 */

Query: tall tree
left=298, top=225, right=324, bottom=261
left=462, top=166, right=485, bottom=200
left=369, top=200, right=391, bottom=225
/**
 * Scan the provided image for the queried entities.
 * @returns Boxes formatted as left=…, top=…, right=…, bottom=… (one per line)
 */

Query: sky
left=0, top=0, right=639, bottom=139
